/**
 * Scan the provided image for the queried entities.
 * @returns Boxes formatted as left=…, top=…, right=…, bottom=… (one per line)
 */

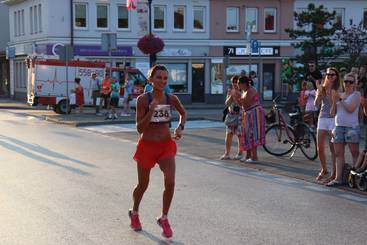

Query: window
left=34, top=5, right=38, bottom=33
left=174, top=6, right=185, bottom=30
left=17, top=10, right=21, bottom=36
left=226, top=7, right=239, bottom=32
left=245, top=8, right=258, bottom=32
left=75, top=3, right=87, bottom=28
left=15, top=60, right=26, bottom=89
left=14, top=11, right=17, bottom=36
left=364, top=9, right=367, bottom=29
left=38, top=4, right=42, bottom=32
left=21, top=10, right=24, bottom=35
left=164, top=63, right=188, bottom=93
left=334, top=8, right=344, bottom=30
left=97, top=5, right=108, bottom=28
left=30, top=6, right=33, bottom=34
left=117, top=5, right=129, bottom=29
left=193, top=6, right=205, bottom=31
left=264, top=8, right=276, bottom=32
left=211, top=63, right=224, bottom=94
left=153, top=6, right=165, bottom=30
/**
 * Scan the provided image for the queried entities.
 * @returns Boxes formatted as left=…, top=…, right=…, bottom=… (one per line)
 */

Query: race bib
left=150, top=104, right=171, bottom=123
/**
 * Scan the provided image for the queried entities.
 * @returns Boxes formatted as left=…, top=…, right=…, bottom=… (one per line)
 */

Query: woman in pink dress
left=74, top=77, right=84, bottom=113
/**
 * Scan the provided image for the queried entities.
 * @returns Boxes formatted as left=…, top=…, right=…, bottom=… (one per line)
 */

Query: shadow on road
left=139, top=230, right=186, bottom=245
left=0, top=135, right=92, bottom=176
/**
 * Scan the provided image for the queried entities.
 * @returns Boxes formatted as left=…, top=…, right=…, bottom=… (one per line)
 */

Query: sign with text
left=223, top=46, right=280, bottom=57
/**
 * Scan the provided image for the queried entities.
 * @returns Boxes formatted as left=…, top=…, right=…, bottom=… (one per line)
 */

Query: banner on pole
left=127, top=0, right=137, bottom=10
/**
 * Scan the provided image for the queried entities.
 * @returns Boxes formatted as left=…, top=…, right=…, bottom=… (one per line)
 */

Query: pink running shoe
left=157, top=217, right=173, bottom=238
left=128, top=210, right=142, bottom=231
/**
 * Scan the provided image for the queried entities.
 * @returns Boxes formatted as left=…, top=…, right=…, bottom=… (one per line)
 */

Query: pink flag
left=127, top=0, right=137, bottom=10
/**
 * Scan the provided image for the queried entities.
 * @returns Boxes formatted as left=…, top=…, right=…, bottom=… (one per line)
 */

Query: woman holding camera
left=220, top=75, right=243, bottom=160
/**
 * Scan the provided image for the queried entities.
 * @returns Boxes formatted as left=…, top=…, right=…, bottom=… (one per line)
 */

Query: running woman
left=129, top=65, right=186, bottom=238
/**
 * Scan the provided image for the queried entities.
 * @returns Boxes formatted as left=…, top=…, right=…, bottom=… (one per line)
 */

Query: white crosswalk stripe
left=80, top=120, right=224, bottom=134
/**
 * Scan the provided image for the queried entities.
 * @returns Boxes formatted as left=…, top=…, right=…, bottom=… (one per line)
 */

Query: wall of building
left=0, top=3, right=10, bottom=97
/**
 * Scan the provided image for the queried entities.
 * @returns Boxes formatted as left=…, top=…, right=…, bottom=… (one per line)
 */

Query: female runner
left=129, top=65, right=186, bottom=238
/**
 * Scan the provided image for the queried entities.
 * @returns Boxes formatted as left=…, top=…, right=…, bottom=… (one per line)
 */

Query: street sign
left=59, top=45, right=74, bottom=61
left=6, top=47, right=16, bottom=59
left=101, top=33, right=117, bottom=51
left=251, top=40, right=259, bottom=53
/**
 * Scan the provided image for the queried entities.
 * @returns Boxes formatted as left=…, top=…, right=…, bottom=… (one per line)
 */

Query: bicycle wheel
left=298, top=124, right=318, bottom=160
left=263, top=124, right=295, bottom=156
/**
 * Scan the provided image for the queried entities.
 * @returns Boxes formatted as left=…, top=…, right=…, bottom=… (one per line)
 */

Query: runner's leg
left=158, top=157, right=176, bottom=216
left=132, top=164, right=151, bottom=212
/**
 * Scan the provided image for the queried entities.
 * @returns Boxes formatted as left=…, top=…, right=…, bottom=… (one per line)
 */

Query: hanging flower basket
left=137, top=34, right=165, bottom=55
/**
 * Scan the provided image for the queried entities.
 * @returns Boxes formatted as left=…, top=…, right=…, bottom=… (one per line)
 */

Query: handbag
left=222, top=107, right=229, bottom=122
left=224, top=113, right=239, bottom=127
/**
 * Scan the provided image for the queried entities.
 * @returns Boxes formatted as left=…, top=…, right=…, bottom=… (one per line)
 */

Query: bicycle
left=263, top=96, right=318, bottom=160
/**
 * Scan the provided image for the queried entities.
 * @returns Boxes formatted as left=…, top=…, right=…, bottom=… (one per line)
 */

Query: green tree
left=285, top=3, right=338, bottom=68
left=334, top=23, right=367, bottom=68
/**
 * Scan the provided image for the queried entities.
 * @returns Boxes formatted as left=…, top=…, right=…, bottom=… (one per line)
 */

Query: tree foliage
left=334, top=23, right=367, bottom=68
left=285, top=3, right=338, bottom=68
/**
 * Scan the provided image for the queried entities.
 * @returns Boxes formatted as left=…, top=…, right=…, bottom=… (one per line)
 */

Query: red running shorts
left=133, top=138, right=177, bottom=169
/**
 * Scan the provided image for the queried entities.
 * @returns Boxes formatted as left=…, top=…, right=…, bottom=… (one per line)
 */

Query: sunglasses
left=326, top=73, right=336, bottom=77
left=344, top=80, right=355, bottom=84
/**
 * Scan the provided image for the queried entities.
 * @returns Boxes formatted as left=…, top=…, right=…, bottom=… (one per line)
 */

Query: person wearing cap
left=91, top=72, right=102, bottom=115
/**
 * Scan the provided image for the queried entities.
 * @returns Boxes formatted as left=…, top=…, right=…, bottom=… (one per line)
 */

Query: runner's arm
left=136, top=95, right=157, bottom=134
left=171, top=95, right=186, bottom=139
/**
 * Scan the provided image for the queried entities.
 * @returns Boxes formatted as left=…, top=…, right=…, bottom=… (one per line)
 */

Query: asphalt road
left=1, top=109, right=367, bottom=245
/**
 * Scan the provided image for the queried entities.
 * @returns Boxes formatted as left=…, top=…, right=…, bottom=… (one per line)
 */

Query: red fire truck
left=27, top=58, right=147, bottom=114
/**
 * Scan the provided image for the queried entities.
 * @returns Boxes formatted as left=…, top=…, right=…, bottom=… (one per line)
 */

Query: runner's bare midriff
left=141, top=123, right=172, bottom=141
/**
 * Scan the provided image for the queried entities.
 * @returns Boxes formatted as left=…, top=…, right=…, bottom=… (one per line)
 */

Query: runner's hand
left=173, top=127, right=182, bottom=140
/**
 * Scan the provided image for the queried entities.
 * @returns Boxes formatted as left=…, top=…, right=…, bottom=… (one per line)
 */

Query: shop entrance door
left=262, top=64, right=275, bottom=101
left=192, top=63, right=205, bottom=103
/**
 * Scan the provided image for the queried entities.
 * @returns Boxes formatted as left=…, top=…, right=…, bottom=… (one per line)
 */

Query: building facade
left=295, top=0, right=367, bottom=29
left=0, top=2, right=10, bottom=97
left=209, top=0, right=294, bottom=102
left=4, top=0, right=212, bottom=103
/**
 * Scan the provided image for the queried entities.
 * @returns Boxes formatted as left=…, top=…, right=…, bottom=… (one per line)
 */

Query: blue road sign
left=251, top=40, right=259, bottom=53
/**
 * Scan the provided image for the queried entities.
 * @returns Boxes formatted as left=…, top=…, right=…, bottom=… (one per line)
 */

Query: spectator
left=357, top=66, right=367, bottom=96
left=314, top=67, right=339, bottom=182
left=237, top=76, right=266, bottom=163
left=298, top=81, right=307, bottom=112
left=351, top=67, right=359, bottom=76
left=339, top=67, right=347, bottom=92
left=327, top=73, right=361, bottom=186
left=305, top=62, right=322, bottom=90
left=249, top=71, right=258, bottom=89
left=304, top=81, right=317, bottom=126
left=121, top=75, right=135, bottom=116
left=73, top=77, right=84, bottom=113
left=220, top=75, right=243, bottom=160
left=240, top=70, right=247, bottom=78
left=90, top=72, right=102, bottom=115
left=101, top=73, right=111, bottom=112
left=106, top=77, right=120, bottom=120
left=355, top=88, right=367, bottom=172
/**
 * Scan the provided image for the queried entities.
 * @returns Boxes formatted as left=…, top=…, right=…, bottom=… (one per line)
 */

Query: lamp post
left=246, top=23, right=252, bottom=76
left=148, top=0, right=154, bottom=67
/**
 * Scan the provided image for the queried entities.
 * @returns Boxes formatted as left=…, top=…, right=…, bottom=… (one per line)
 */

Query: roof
left=2, top=0, right=27, bottom=6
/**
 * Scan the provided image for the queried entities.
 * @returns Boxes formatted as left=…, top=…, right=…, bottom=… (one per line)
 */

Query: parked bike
left=263, top=96, right=318, bottom=160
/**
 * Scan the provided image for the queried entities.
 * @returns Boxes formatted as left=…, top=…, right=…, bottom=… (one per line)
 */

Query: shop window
left=193, top=6, right=205, bottom=31
left=174, top=6, right=185, bottom=30
left=334, top=8, right=344, bottom=30
left=118, top=5, right=129, bottom=29
left=364, top=9, right=367, bottom=29
left=226, top=7, right=239, bottom=32
left=153, top=6, right=166, bottom=30
left=97, top=5, right=108, bottom=29
left=245, top=8, right=258, bottom=32
left=211, top=63, right=224, bottom=94
left=264, top=8, right=276, bottom=32
left=164, top=63, right=188, bottom=93
left=226, top=64, right=258, bottom=90
left=75, top=3, right=88, bottom=28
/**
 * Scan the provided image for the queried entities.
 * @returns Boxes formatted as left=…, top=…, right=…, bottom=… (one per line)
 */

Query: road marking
left=339, top=194, right=367, bottom=202
left=80, top=120, right=224, bottom=134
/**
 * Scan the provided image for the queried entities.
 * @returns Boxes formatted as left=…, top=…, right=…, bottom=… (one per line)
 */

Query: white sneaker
left=113, top=113, right=118, bottom=119
left=120, top=113, right=130, bottom=117
left=245, top=158, right=257, bottom=163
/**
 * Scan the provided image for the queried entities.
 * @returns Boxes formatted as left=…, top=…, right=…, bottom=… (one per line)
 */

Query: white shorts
left=317, top=117, right=335, bottom=131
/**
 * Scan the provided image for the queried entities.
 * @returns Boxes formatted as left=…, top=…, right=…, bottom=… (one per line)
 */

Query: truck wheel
left=57, top=99, right=71, bottom=114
